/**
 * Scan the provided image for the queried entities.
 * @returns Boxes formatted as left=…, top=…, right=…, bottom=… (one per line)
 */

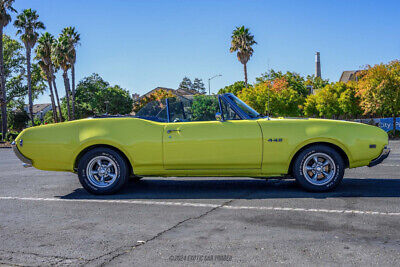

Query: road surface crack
left=89, top=195, right=246, bottom=266
left=0, top=249, right=86, bottom=265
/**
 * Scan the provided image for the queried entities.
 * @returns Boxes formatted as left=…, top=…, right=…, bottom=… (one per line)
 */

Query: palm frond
left=13, top=8, right=45, bottom=49
left=229, top=25, right=257, bottom=65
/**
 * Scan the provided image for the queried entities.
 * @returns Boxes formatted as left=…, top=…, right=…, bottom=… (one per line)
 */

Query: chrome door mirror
left=215, top=112, right=223, bottom=121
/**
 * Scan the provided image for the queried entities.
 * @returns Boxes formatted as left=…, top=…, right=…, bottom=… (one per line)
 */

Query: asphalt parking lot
left=1, top=141, right=400, bottom=266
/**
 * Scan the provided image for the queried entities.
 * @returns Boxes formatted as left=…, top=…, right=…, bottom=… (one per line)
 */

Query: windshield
left=226, top=94, right=261, bottom=119
left=135, top=100, right=168, bottom=122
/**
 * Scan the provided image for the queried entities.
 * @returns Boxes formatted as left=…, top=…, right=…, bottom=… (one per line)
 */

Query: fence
left=353, top=117, right=400, bottom=132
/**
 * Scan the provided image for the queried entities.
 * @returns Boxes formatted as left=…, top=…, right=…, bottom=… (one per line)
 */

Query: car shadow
left=58, top=178, right=400, bottom=200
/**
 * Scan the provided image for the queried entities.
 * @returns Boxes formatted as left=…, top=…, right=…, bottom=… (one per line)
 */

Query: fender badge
left=19, top=139, right=23, bottom=147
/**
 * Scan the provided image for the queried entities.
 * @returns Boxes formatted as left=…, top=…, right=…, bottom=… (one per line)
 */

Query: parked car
left=12, top=93, right=390, bottom=194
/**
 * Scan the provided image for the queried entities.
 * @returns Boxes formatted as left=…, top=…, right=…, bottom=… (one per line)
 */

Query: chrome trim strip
left=368, top=146, right=390, bottom=167
left=11, top=141, right=33, bottom=166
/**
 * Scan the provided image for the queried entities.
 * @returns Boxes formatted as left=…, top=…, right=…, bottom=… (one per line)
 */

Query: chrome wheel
left=86, top=156, right=119, bottom=188
left=302, top=152, right=336, bottom=186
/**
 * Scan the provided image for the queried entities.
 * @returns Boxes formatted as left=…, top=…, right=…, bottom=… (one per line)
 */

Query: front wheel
left=293, top=145, right=345, bottom=192
left=78, top=147, right=129, bottom=195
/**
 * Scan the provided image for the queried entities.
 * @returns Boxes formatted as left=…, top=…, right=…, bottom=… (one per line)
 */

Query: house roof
left=134, top=87, right=199, bottom=103
left=339, top=70, right=360, bottom=82
left=25, top=103, right=52, bottom=114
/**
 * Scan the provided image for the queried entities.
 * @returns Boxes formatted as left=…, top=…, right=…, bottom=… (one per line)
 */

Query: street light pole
left=208, top=74, right=222, bottom=95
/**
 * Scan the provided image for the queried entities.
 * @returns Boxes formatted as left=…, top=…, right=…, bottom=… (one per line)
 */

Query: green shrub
left=0, top=131, right=20, bottom=142
left=388, top=130, right=400, bottom=139
left=8, top=110, right=30, bottom=132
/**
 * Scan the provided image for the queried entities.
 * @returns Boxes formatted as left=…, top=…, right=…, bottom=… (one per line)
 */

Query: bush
left=6, top=131, right=19, bottom=141
left=388, top=130, right=400, bottom=139
left=44, top=111, right=55, bottom=124
left=4, top=110, right=29, bottom=132
left=0, top=131, right=20, bottom=142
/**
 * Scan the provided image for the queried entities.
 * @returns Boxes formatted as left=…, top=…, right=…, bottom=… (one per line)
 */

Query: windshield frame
left=221, top=93, right=261, bottom=120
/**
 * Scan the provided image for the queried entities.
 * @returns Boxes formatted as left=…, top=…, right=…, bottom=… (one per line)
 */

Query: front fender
left=288, top=137, right=352, bottom=168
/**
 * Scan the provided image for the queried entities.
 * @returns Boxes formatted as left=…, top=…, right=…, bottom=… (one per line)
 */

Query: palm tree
left=52, top=36, right=72, bottom=120
left=37, top=60, right=57, bottom=122
left=14, top=8, right=45, bottom=126
left=230, top=26, right=257, bottom=86
left=0, top=0, right=16, bottom=140
left=61, top=27, right=80, bottom=120
left=50, top=61, right=63, bottom=121
left=35, top=32, right=59, bottom=123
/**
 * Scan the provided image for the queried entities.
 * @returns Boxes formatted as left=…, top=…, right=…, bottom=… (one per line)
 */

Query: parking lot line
left=1, top=196, right=400, bottom=217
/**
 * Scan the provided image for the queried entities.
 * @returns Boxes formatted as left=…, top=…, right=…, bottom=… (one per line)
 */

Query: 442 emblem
left=267, top=138, right=283, bottom=142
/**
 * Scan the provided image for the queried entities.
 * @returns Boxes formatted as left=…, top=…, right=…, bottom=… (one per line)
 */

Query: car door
left=162, top=96, right=262, bottom=170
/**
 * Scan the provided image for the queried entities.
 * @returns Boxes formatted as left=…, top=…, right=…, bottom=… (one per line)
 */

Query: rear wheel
left=293, top=145, right=344, bottom=192
left=78, top=147, right=128, bottom=195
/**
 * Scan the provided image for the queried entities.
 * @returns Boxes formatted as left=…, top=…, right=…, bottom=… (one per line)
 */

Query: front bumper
left=11, top=141, right=33, bottom=168
left=368, top=146, right=390, bottom=167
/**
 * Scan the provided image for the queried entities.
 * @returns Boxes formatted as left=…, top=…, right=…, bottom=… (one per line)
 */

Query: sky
left=6, top=0, right=400, bottom=104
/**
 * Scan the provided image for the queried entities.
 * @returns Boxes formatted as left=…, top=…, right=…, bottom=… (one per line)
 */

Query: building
left=131, top=87, right=201, bottom=115
left=133, top=87, right=199, bottom=103
left=339, top=70, right=361, bottom=83
left=24, top=103, right=53, bottom=121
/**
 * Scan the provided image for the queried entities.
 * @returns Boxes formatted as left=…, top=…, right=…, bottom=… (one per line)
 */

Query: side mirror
left=215, top=112, right=223, bottom=121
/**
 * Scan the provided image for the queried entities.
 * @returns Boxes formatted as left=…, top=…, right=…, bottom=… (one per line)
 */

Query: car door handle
left=167, top=129, right=181, bottom=134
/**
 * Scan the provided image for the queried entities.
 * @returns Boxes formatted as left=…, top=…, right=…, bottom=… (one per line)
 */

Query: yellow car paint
left=14, top=116, right=388, bottom=177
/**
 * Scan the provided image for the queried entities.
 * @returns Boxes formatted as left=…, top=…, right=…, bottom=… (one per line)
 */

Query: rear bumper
left=368, top=146, right=390, bottom=167
left=11, top=141, right=33, bottom=168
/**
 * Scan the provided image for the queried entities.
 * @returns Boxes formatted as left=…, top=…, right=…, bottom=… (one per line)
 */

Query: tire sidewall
left=78, top=148, right=128, bottom=195
left=294, top=146, right=344, bottom=192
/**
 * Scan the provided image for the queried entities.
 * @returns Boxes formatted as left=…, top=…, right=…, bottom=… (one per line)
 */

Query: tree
left=133, top=88, right=175, bottom=113
left=14, top=8, right=45, bottom=126
left=38, top=32, right=63, bottom=121
left=217, top=81, right=247, bottom=95
left=71, top=73, right=133, bottom=118
left=94, top=85, right=133, bottom=115
left=52, top=35, right=72, bottom=120
left=257, top=70, right=308, bottom=97
left=269, top=87, right=304, bottom=117
left=238, top=78, right=304, bottom=117
left=237, top=82, right=270, bottom=114
left=73, top=73, right=108, bottom=118
left=61, top=27, right=80, bottom=119
left=357, top=60, right=400, bottom=134
left=305, top=75, right=330, bottom=91
left=192, top=78, right=205, bottom=94
left=35, top=32, right=59, bottom=122
left=190, top=95, right=219, bottom=121
left=314, top=84, right=342, bottom=118
left=303, top=94, right=319, bottom=117
left=2, top=34, right=24, bottom=103
left=337, top=82, right=362, bottom=119
left=50, top=53, right=63, bottom=121
left=0, top=0, right=16, bottom=140
left=230, top=26, right=256, bottom=86
left=8, top=109, right=29, bottom=131
left=0, top=35, right=45, bottom=114
left=178, top=77, right=192, bottom=91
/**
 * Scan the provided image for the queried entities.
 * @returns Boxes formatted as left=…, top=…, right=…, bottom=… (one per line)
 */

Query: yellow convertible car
left=12, top=93, right=390, bottom=194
